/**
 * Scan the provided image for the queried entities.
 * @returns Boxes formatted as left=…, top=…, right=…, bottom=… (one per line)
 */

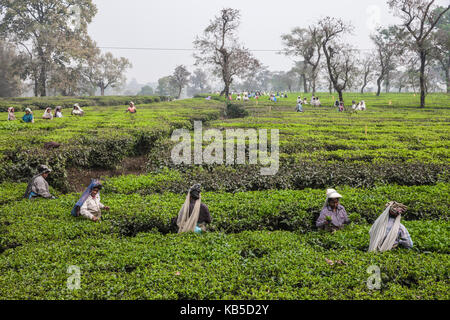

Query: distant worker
left=127, top=101, right=137, bottom=113
left=22, top=108, right=34, bottom=123
left=54, top=106, right=63, bottom=118
left=72, top=104, right=84, bottom=116
left=176, top=184, right=211, bottom=233
left=316, top=188, right=350, bottom=231
left=368, top=201, right=413, bottom=252
left=357, top=100, right=366, bottom=111
left=7, top=107, right=16, bottom=121
left=315, top=97, right=321, bottom=107
left=42, top=107, right=53, bottom=120
left=24, top=165, right=56, bottom=200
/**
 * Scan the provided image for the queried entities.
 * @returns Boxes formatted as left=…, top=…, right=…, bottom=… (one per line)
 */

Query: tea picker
left=175, top=184, right=211, bottom=233
left=71, top=179, right=110, bottom=222
left=316, top=188, right=350, bottom=231
left=368, top=201, right=413, bottom=252
left=24, top=165, right=56, bottom=200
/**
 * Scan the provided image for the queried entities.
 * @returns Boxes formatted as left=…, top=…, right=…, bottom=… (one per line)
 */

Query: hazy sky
left=87, top=0, right=446, bottom=84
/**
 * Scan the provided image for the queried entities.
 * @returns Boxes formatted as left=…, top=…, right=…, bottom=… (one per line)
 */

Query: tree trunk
left=376, top=77, right=382, bottom=96
left=38, top=64, right=47, bottom=97
left=34, top=78, right=39, bottom=97
left=385, top=72, right=390, bottom=93
left=419, top=50, right=426, bottom=108
left=302, top=75, right=308, bottom=93
left=337, top=90, right=343, bottom=103
left=361, top=79, right=367, bottom=94
left=101, top=85, right=105, bottom=96
left=311, top=78, right=316, bottom=96
left=445, top=63, right=449, bottom=94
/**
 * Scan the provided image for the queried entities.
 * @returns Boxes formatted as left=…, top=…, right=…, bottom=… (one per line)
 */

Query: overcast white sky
left=87, top=0, right=447, bottom=84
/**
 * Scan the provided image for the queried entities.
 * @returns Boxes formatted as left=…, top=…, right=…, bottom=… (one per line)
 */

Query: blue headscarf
left=71, top=179, right=102, bottom=217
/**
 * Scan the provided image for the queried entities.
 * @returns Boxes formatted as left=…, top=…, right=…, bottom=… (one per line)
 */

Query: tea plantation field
left=0, top=93, right=448, bottom=299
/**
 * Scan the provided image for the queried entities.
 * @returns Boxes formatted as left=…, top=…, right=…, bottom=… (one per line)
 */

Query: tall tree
left=318, top=17, right=356, bottom=102
left=359, top=52, right=376, bottom=93
left=0, top=40, right=25, bottom=97
left=281, top=26, right=322, bottom=94
left=0, top=0, right=97, bottom=96
left=371, top=26, right=404, bottom=96
left=193, top=8, right=260, bottom=96
left=169, top=65, right=191, bottom=99
left=430, top=6, right=450, bottom=93
left=388, top=0, right=450, bottom=107
left=190, top=68, right=209, bottom=93
left=82, top=52, right=131, bottom=96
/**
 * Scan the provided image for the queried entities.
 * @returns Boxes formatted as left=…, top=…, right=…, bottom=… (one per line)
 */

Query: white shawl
left=368, top=205, right=401, bottom=252
left=176, top=191, right=201, bottom=233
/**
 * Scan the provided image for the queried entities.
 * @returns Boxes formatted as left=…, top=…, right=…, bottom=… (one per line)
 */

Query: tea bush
left=0, top=94, right=448, bottom=300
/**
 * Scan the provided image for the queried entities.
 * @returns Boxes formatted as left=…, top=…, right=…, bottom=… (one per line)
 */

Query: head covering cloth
left=71, top=179, right=102, bottom=217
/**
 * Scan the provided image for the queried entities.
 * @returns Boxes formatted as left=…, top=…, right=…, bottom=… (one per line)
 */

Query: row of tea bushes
left=0, top=95, right=170, bottom=112
left=1, top=183, right=447, bottom=248
left=0, top=230, right=448, bottom=299
left=107, top=161, right=449, bottom=195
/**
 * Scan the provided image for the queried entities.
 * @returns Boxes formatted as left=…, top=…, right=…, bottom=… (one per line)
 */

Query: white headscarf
left=176, top=190, right=201, bottom=233
left=368, top=203, right=401, bottom=252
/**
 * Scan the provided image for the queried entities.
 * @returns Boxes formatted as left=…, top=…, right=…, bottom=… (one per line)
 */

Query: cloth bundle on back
left=71, top=179, right=102, bottom=217
left=368, top=201, right=408, bottom=252
left=177, top=184, right=202, bottom=233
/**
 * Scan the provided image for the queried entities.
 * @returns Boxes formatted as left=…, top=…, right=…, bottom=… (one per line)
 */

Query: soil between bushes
left=66, top=155, right=147, bottom=192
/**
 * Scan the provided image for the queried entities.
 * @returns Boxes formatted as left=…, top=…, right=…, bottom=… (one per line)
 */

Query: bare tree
left=193, top=8, right=260, bottom=96
left=359, top=52, right=376, bottom=93
left=170, top=65, right=191, bottom=99
left=317, top=17, right=355, bottom=102
left=281, top=26, right=323, bottom=94
left=371, top=26, right=404, bottom=96
left=388, top=0, right=450, bottom=107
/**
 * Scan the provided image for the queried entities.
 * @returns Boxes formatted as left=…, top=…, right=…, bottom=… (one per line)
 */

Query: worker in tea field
left=71, top=104, right=84, bottom=116
left=316, top=188, right=350, bottom=231
left=54, top=106, right=63, bottom=118
left=24, top=165, right=56, bottom=200
left=22, top=108, right=34, bottom=123
left=368, top=201, right=413, bottom=252
left=7, top=107, right=16, bottom=121
left=72, top=180, right=110, bottom=222
left=176, top=184, right=211, bottom=233
left=126, top=101, right=137, bottom=113
left=42, top=108, right=53, bottom=120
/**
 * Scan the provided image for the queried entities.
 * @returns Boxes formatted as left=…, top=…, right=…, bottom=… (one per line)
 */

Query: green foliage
left=225, top=102, right=249, bottom=118
left=0, top=94, right=449, bottom=300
